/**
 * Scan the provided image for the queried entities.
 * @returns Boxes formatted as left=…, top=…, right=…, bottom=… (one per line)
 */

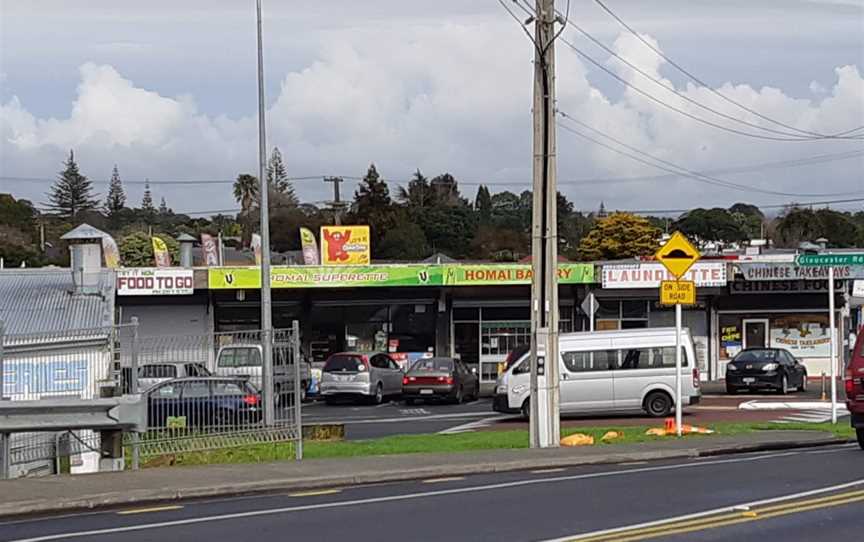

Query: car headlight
left=726, top=364, right=738, bottom=372
left=513, top=384, right=529, bottom=395
left=496, top=384, right=507, bottom=395
left=762, top=363, right=779, bottom=372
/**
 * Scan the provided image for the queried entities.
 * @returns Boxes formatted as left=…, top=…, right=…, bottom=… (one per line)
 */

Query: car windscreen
left=324, top=355, right=364, bottom=372
left=410, top=358, right=453, bottom=372
left=734, top=350, right=777, bottom=363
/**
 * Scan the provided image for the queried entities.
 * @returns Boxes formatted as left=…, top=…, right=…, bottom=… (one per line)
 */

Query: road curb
left=0, top=436, right=850, bottom=519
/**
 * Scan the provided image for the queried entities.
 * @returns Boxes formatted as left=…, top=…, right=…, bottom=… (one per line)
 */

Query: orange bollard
left=664, top=418, right=675, bottom=433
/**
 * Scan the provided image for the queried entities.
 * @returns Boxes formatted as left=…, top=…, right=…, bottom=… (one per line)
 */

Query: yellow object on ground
left=560, top=433, right=595, bottom=446
left=601, top=431, right=623, bottom=442
left=646, top=423, right=716, bottom=436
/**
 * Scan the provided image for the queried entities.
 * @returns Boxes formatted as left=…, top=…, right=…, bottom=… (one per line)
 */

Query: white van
left=493, top=328, right=701, bottom=418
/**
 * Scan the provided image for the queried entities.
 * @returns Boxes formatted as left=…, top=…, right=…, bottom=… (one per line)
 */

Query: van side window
left=619, top=349, right=647, bottom=370
left=563, top=350, right=617, bottom=372
left=650, top=347, right=689, bottom=368
left=218, top=350, right=235, bottom=368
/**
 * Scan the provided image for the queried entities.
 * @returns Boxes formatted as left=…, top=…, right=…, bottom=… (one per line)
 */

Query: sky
left=0, top=0, right=862, bottom=217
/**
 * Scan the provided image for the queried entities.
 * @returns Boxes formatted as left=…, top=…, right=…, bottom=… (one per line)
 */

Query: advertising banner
left=738, top=262, right=864, bottom=281
left=101, top=234, right=120, bottom=269
left=321, top=225, right=370, bottom=265
left=769, top=315, right=831, bottom=357
left=602, top=262, right=727, bottom=289
left=300, top=227, right=320, bottom=265
left=151, top=236, right=172, bottom=267
left=209, top=263, right=595, bottom=289
left=201, top=233, right=219, bottom=266
left=117, top=268, right=194, bottom=295
left=442, top=263, right=594, bottom=285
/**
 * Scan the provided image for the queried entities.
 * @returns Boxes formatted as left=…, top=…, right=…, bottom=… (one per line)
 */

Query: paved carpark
left=302, top=382, right=845, bottom=439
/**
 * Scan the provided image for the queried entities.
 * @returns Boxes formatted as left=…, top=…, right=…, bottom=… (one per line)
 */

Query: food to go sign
left=116, top=268, right=194, bottom=296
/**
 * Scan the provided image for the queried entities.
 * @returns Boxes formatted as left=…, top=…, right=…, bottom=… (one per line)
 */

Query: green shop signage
left=208, top=263, right=594, bottom=289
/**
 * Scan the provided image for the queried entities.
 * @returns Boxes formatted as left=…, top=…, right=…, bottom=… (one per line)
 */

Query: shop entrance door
left=742, top=319, right=770, bottom=349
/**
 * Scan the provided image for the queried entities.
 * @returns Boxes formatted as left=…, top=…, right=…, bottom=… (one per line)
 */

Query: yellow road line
left=422, top=477, right=465, bottom=484
left=116, top=505, right=183, bottom=515
left=566, top=489, right=864, bottom=542
left=287, top=489, right=342, bottom=497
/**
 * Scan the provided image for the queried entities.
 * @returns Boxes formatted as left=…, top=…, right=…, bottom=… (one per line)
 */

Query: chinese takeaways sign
left=208, top=263, right=595, bottom=289
left=321, top=225, right=370, bottom=265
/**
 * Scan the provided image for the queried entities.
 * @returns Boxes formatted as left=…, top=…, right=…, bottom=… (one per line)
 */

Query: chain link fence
left=1, top=320, right=304, bottom=477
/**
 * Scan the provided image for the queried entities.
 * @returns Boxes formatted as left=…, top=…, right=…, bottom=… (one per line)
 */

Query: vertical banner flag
left=151, top=236, right=172, bottom=267
left=320, top=225, right=371, bottom=265
left=251, top=233, right=262, bottom=265
left=101, top=234, right=120, bottom=268
left=299, top=227, right=320, bottom=265
left=201, top=233, right=219, bottom=266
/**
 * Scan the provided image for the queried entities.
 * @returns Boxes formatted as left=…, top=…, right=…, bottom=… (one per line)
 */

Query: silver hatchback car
left=319, top=352, right=403, bottom=405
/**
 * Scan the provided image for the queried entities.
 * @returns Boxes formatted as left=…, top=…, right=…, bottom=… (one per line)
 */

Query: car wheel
left=857, top=428, right=864, bottom=451
left=521, top=399, right=530, bottom=420
left=371, top=383, right=384, bottom=405
left=780, top=375, right=789, bottom=395
left=474, top=382, right=480, bottom=401
left=404, top=398, right=415, bottom=406
left=453, top=386, right=464, bottom=405
left=300, top=382, right=308, bottom=403
left=726, top=384, right=737, bottom=395
left=644, top=391, right=673, bottom=418
left=798, top=374, right=808, bottom=392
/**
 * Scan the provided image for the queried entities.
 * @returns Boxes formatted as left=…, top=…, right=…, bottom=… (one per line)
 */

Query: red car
left=845, top=335, right=864, bottom=450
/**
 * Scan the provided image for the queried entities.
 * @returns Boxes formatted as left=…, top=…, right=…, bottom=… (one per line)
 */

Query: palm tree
left=233, top=174, right=260, bottom=214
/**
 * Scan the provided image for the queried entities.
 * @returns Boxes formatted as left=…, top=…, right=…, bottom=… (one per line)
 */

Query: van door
left=614, top=346, right=686, bottom=410
left=559, top=349, right=616, bottom=412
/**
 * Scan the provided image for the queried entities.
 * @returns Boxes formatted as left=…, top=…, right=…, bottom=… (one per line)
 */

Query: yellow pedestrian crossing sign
left=656, top=232, right=701, bottom=280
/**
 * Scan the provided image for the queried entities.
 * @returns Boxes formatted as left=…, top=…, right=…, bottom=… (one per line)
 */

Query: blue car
left=146, top=377, right=262, bottom=428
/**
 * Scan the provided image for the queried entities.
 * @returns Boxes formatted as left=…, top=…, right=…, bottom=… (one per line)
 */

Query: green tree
left=470, top=224, right=526, bottom=261
left=118, top=231, right=179, bottom=267
left=0, top=224, right=40, bottom=267
left=105, top=165, right=126, bottom=218
left=429, top=173, right=468, bottom=207
left=578, top=212, right=661, bottom=260
left=729, top=202, right=764, bottom=239
left=474, top=185, right=492, bottom=224
left=377, top=214, right=431, bottom=260
left=233, top=173, right=260, bottom=213
left=397, top=170, right=433, bottom=208
left=417, top=205, right=477, bottom=258
left=140, top=179, right=155, bottom=220
left=675, top=208, right=747, bottom=243
left=45, top=150, right=99, bottom=219
left=350, top=164, right=396, bottom=250
left=267, top=147, right=298, bottom=205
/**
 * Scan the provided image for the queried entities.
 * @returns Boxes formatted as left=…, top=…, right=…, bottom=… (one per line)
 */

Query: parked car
left=319, top=352, right=403, bottom=405
left=402, top=357, right=479, bottom=404
left=213, top=344, right=311, bottom=403
left=145, top=377, right=262, bottom=428
left=845, top=335, right=864, bottom=450
left=505, top=345, right=531, bottom=371
left=494, top=328, right=701, bottom=419
left=725, top=348, right=807, bottom=394
left=137, top=361, right=211, bottom=391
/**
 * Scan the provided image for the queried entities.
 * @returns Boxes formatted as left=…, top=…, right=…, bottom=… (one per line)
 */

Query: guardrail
left=0, top=395, right=146, bottom=479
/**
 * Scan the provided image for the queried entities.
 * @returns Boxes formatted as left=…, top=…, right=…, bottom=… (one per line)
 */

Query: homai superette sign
left=208, top=263, right=595, bottom=289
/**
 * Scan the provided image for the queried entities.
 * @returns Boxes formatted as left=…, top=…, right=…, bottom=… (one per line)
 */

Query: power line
left=557, top=111, right=864, bottom=197
left=590, top=0, right=864, bottom=139
left=621, top=197, right=864, bottom=216
left=0, top=175, right=326, bottom=185
left=559, top=18, right=862, bottom=141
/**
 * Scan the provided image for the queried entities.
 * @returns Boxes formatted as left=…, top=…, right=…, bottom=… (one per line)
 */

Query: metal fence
left=1, top=320, right=304, bottom=477
left=125, top=321, right=304, bottom=465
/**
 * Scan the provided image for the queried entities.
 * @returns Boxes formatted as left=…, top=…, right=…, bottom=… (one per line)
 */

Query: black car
left=146, top=377, right=262, bottom=428
left=725, top=348, right=808, bottom=394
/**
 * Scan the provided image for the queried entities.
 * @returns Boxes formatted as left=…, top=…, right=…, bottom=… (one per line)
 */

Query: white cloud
left=1, top=22, right=862, bottom=214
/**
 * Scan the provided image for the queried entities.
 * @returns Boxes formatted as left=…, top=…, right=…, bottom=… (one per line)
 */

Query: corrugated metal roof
left=0, top=269, right=115, bottom=336
left=60, top=223, right=109, bottom=241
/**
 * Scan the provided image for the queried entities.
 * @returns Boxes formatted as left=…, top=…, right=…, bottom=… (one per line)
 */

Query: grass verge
left=138, top=421, right=855, bottom=469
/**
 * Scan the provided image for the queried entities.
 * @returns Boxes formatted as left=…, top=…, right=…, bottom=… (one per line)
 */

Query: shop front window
left=769, top=314, right=831, bottom=357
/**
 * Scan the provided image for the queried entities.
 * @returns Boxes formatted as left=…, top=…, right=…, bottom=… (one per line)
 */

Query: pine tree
left=105, top=165, right=126, bottom=217
left=267, top=147, right=298, bottom=205
left=46, top=150, right=99, bottom=219
left=397, top=170, right=432, bottom=208
left=158, top=197, right=169, bottom=216
left=141, top=179, right=155, bottom=219
left=353, top=163, right=391, bottom=217
left=474, top=185, right=492, bottom=223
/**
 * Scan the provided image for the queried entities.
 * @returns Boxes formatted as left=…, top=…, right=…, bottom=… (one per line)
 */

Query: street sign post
left=656, top=232, right=702, bottom=437
left=793, top=253, right=864, bottom=423
left=660, top=280, right=696, bottom=306
left=581, top=292, right=598, bottom=332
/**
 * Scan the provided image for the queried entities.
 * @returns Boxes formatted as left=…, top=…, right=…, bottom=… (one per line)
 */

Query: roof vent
left=61, top=223, right=108, bottom=295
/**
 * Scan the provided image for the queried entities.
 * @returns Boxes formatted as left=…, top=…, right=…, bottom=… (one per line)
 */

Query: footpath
left=0, top=430, right=845, bottom=518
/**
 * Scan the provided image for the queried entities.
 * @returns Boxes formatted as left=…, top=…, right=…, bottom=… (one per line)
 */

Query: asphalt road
left=2, top=443, right=861, bottom=542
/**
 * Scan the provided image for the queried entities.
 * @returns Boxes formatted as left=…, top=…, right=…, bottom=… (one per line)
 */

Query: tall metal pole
left=0, top=320, right=8, bottom=479
left=129, top=316, right=140, bottom=470
left=829, top=266, right=837, bottom=424
left=529, top=0, right=560, bottom=449
left=675, top=304, right=683, bottom=436
left=256, top=0, right=275, bottom=426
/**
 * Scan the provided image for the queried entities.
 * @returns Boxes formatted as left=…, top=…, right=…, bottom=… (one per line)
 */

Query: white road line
left=304, top=411, right=511, bottom=425
left=438, top=415, right=511, bottom=435
left=540, top=477, right=864, bottom=542
left=8, top=451, right=812, bottom=542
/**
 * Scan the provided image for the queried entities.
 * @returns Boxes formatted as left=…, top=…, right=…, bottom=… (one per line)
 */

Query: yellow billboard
left=321, top=225, right=370, bottom=265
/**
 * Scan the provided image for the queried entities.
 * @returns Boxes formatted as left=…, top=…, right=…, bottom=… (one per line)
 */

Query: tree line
left=2, top=151, right=863, bottom=267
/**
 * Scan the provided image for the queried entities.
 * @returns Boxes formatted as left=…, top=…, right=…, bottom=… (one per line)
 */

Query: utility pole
left=529, top=0, right=560, bottom=449
left=256, top=0, right=275, bottom=426
left=324, top=177, right=345, bottom=225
